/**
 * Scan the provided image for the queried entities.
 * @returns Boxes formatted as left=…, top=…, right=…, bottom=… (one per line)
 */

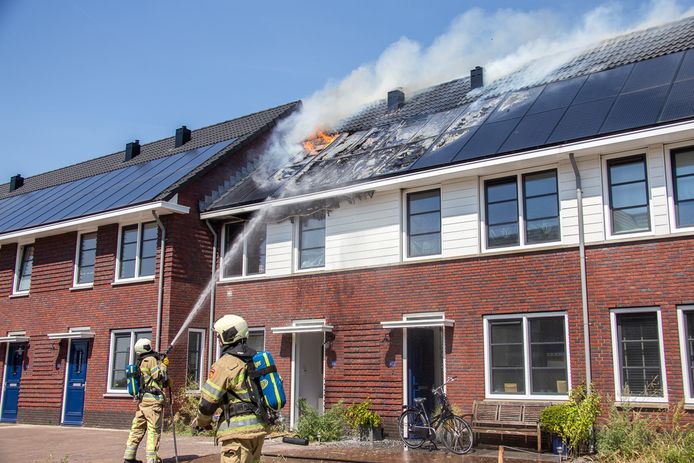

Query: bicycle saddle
left=413, top=397, right=426, bottom=404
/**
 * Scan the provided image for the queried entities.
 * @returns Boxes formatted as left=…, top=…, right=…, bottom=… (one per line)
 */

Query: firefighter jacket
left=197, top=348, right=266, bottom=441
left=139, top=354, right=167, bottom=402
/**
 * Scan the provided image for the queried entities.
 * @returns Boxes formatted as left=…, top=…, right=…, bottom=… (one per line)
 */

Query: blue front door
left=63, top=339, right=89, bottom=425
left=1, top=343, right=26, bottom=423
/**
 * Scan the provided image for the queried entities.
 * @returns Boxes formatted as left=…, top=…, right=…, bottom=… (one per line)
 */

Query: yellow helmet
left=134, top=338, right=153, bottom=356
left=214, top=314, right=249, bottom=345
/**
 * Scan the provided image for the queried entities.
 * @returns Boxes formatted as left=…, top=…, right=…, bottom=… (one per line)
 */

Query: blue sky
left=0, top=0, right=690, bottom=181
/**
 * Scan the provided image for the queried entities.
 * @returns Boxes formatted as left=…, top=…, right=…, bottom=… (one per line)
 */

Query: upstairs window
left=222, top=221, right=267, bottom=278
left=607, top=155, right=650, bottom=234
left=523, top=171, right=560, bottom=244
left=299, top=212, right=325, bottom=269
left=672, top=148, right=694, bottom=228
left=117, top=222, right=157, bottom=280
left=407, top=189, right=441, bottom=257
left=74, top=232, right=97, bottom=286
left=14, top=244, right=34, bottom=293
left=486, top=177, right=519, bottom=248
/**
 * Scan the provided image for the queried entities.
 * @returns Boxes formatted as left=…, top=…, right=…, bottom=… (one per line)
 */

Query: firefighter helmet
left=134, top=338, right=153, bottom=356
left=214, top=314, right=249, bottom=345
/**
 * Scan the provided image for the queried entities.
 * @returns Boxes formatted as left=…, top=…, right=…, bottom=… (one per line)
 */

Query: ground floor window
left=678, top=306, right=694, bottom=403
left=611, top=308, right=666, bottom=402
left=247, top=328, right=265, bottom=352
left=186, top=329, right=205, bottom=390
left=107, top=328, right=152, bottom=392
left=484, top=312, right=569, bottom=399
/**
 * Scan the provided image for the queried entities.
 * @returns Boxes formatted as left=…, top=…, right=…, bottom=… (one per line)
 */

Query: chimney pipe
left=471, top=66, right=484, bottom=89
left=175, top=125, right=191, bottom=147
left=387, top=89, right=405, bottom=112
left=125, top=140, right=141, bottom=161
left=9, top=174, right=24, bottom=192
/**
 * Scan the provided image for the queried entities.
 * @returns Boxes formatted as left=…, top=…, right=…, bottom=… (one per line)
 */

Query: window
left=485, top=170, right=560, bottom=249
left=485, top=313, right=569, bottom=398
left=108, top=329, right=152, bottom=392
left=74, top=232, right=97, bottom=286
left=678, top=307, right=694, bottom=402
left=247, top=328, right=265, bottom=352
left=186, top=329, right=205, bottom=390
left=298, top=211, right=325, bottom=269
left=117, top=222, right=157, bottom=280
left=611, top=309, right=666, bottom=401
left=407, top=189, right=441, bottom=257
left=672, top=148, right=694, bottom=228
left=222, top=221, right=267, bottom=278
left=607, top=155, right=650, bottom=234
left=14, top=244, right=34, bottom=293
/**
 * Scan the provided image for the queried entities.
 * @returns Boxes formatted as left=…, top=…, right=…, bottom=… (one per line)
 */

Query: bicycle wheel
left=438, top=416, right=473, bottom=454
left=398, top=409, right=428, bottom=449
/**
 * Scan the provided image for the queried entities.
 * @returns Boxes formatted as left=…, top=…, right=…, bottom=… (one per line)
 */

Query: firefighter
left=123, top=338, right=169, bottom=463
left=193, top=314, right=267, bottom=463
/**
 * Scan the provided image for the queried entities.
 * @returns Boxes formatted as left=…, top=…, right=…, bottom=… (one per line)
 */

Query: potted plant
left=346, top=400, right=383, bottom=441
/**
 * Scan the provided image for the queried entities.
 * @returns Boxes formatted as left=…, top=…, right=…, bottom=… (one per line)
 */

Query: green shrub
left=539, top=384, right=600, bottom=455
left=172, top=381, right=215, bottom=436
left=345, top=400, right=381, bottom=431
left=296, top=399, right=347, bottom=442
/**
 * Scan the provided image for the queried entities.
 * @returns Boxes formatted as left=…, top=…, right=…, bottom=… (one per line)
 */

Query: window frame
left=483, top=312, right=571, bottom=400
left=12, top=241, right=35, bottom=295
left=665, top=142, right=694, bottom=233
left=610, top=307, right=668, bottom=403
left=296, top=211, right=326, bottom=271
left=106, top=328, right=152, bottom=394
left=114, top=221, right=158, bottom=283
left=219, top=220, right=268, bottom=280
left=72, top=230, right=97, bottom=288
left=247, top=327, right=266, bottom=352
left=480, top=166, right=562, bottom=252
left=677, top=306, right=694, bottom=404
left=602, top=151, right=654, bottom=239
left=403, top=187, right=442, bottom=260
left=186, top=328, right=206, bottom=392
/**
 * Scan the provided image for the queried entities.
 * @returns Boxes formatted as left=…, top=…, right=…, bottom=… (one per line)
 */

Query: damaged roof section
left=204, top=16, right=694, bottom=212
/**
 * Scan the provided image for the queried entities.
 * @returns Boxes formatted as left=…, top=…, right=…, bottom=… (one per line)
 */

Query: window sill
left=70, top=284, right=93, bottom=292
left=482, top=240, right=563, bottom=255
left=103, top=392, right=133, bottom=399
left=9, top=292, right=29, bottom=299
left=485, top=395, right=569, bottom=402
left=111, top=276, right=155, bottom=287
left=219, top=273, right=268, bottom=283
left=615, top=401, right=669, bottom=409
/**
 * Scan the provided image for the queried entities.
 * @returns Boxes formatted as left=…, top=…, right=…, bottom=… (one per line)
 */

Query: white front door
left=294, top=331, right=324, bottom=424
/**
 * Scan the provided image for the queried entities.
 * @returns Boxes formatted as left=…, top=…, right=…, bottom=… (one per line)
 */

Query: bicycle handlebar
left=432, top=376, right=457, bottom=394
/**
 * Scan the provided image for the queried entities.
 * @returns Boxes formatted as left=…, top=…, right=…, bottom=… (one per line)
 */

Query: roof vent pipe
left=387, top=89, right=405, bottom=112
left=125, top=140, right=141, bottom=161
left=9, top=174, right=24, bottom=192
left=471, top=66, right=484, bottom=89
left=175, top=125, right=191, bottom=147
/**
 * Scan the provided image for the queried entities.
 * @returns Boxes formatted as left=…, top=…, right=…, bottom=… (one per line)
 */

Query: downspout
left=205, top=220, right=218, bottom=373
left=152, top=211, right=167, bottom=352
left=569, top=153, right=592, bottom=393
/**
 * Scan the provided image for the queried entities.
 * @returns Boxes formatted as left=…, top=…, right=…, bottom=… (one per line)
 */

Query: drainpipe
left=205, top=220, right=218, bottom=373
left=153, top=211, right=166, bottom=352
left=569, top=153, right=592, bottom=393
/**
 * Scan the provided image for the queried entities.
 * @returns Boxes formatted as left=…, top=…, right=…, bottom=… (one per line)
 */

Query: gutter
left=205, top=220, right=218, bottom=371
left=153, top=211, right=167, bottom=352
left=569, top=153, right=592, bottom=392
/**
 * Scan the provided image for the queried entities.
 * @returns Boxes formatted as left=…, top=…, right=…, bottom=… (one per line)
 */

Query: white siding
left=558, top=160, right=579, bottom=245
left=577, top=154, right=606, bottom=243
left=647, top=144, right=671, bottom=235
left=441, top=178, right=479, bottom=256
left=325, top=190, right=401, bottom=269
left=265, top=219, right=293, bottom=276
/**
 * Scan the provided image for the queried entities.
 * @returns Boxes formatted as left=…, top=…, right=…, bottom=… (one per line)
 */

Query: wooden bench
left=469, top=400, right=549, bottom=452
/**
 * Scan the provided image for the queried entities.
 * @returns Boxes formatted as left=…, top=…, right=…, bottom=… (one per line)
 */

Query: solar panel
left=659, top=79, right=694, bottom=122
left=486, top=86, right=544, bottom=123
left=676, top=49, right=694, bottom=81
left=453, top=118, right=521, bottom=162
left=573, top=64, right=632, bottom=104
left=621, top=52, right=683, bottom=92
left=410, top=127, right=479, bottom=170
left=600, top=85, right=670, bottom=134
left=547, top=97, right=615, bottom=143
left=527, top=76, right=587, bottom=114
left=500, top=108, right=566, bottom=153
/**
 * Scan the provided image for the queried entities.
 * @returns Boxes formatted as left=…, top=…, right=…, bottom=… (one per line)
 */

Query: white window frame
left=480, top=165, right=562, bottom=253
left=106, top=328, right=152, bottom=394
left=483, top=312, right=571, bottom=400
left=294, top=211, right=326, bottom=272
left=186, top=328, right=206, bottom=392
left=610, top=307, right=668, bottom=404
left=219, top=221, right=267, bottom=280
left=665, top=141, right=694, bottom=234
left=215, top=327, right=266, bottom=361
left=601, top=150, right=656, bottom=240
left=677, top=305, right=694, bottom=404
left=402, top=186, right=443, bottom=261
left=248, top=327, right=266, bottom=352
left=114, top=221, right=157, bottom=283
left=72, top=230, right=97, bottom=288
left=12, top=241, right=35, bottom=295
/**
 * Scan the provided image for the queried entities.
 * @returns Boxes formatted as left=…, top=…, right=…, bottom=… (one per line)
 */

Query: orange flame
left=303, top=130, right=337, bottom=154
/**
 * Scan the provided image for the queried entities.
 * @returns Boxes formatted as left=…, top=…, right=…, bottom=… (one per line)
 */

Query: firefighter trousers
left=220, top=436, right=265, bottom=463
left=123, top=397, right=163, bottom=463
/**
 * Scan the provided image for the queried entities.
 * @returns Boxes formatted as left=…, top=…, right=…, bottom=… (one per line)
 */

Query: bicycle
left=397, top=377, right=473, bottom=454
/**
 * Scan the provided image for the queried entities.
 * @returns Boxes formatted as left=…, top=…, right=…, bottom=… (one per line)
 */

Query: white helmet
left=214, top=314, right=249, bottom=346
left=134, top=338, right=153, bottom=356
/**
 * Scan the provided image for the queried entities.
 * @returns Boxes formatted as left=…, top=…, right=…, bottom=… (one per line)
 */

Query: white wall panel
left=265, top=220, right=293, bottom=276
left=441, top=178, right=479, bottom=257
left=647, top=145, right=671, bottom=235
